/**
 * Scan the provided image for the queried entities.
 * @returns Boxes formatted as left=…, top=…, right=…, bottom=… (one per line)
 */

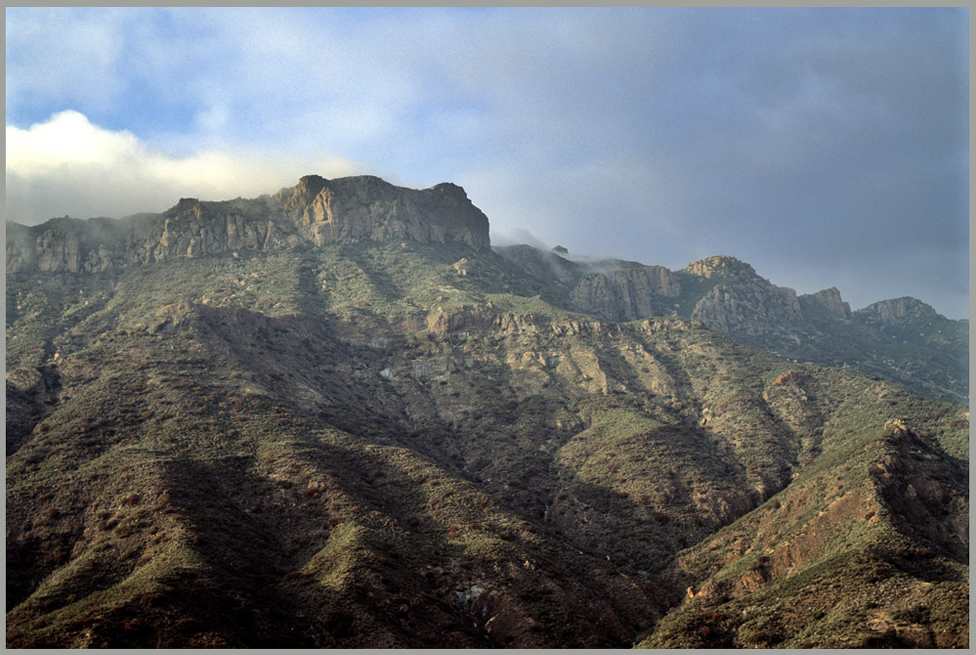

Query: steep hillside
left=640, top=390, right=968, bottom=648
left=5, top=176, right=969, bottom=648
left=495, top=247, right=968, bottom=402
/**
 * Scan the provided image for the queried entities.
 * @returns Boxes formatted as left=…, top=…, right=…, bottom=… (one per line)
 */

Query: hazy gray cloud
left=5, top=7, right=969, bottom=317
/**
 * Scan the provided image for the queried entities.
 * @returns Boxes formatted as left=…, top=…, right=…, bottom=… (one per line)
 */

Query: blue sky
left=5, top=7, right=970, bottom=317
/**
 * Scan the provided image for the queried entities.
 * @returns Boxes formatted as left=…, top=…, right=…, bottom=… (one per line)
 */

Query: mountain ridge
left=7, top=175, right=968, bottom=404
left=5, top=173, right=969, bottom=647
left=4, top=176, right=959, bottom=320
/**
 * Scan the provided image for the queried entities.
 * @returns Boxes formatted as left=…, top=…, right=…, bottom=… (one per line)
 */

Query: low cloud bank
left=5, top=110, right=359, bottom=224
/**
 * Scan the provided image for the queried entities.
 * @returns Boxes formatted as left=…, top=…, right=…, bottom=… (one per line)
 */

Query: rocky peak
left=272, top=175, right=490, bottom=249
left=571, top=263, right=681, bottom=321
left=168, top=198, right=208, bottom=222
left=801, top=287, right=852, bottom=319
left=297, top=173, right=328, bottom=191
left=430, top=181, right=469, bottom=198
left=173, top=197, right=202, bottom=210
left=684, top=255, right=757, bottom=279
left=6, top=175, right=492, bottom=275
left=857, top=297, right=940, bottom=324
left=685, top=257, right=803, bottom=338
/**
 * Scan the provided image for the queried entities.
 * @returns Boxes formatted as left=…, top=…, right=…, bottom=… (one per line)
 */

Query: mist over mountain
left=6, top=176, right=969, bottom=648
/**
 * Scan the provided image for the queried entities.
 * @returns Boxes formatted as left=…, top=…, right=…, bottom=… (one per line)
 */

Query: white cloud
left=5, top=110, right=360, bottom=224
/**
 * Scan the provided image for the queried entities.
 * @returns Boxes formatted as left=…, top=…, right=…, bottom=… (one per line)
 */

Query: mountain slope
left=5, top=176, right=969, bottom=648
left=494, top=247, right=968, bottom=403
left=640, top=394, right=968, bottom=648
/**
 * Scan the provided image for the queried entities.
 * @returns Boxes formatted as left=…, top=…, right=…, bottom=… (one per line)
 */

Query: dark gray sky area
left=5, top=8, right=970, bottom=317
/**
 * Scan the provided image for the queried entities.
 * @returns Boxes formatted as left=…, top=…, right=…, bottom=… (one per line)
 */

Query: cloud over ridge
left=6, top=110, right=358, bottom=222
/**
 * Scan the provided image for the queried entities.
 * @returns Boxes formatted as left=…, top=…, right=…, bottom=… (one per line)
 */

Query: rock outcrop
left=6, top=175, right=491, bottom=274
left=6, top=217, right=132, bottom=274
left=856, top=297, right=940, bottom=324
left=684, top=255, right=757, bottom=280
left=684, top=257, right=803, bottom=338
left=799, top=287, right=852, bottom=319
left=571, top=264, right=680, bottom=321
left=6, top=198, right=301, bottom=274
left=273, top=175, right=490, bottom=249
left=493, top=245, right=682, bottom=321
left=492, top=246, right=965, bottom=401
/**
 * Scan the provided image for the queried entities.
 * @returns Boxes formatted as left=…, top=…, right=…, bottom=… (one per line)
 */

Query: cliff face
left=684, top=255, right=758, bottom=280
left=5, top=175, right=491, bottom=275
left=857, top=297, right=940, bottom=324
left=492, top=246, right=681, bottom=321
left=799, top=287, right=852, bottom=320
left=7, top=218, right=129, bottom=274
left=494, top=249, right=967, bottom=402
left=6, top=198, right=303, bottom=274
left=571, top=264, right=681, bottom=321
left=684, top=257, right=804, bottom=339
left=273, top=175, right=490, bottom=249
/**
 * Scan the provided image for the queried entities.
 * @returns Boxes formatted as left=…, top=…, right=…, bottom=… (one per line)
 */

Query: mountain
left=5, top=175, right=969, bottom=648
left=494, top=248, right=968, bottom=403
left=6, top=175, right=489, bottom=276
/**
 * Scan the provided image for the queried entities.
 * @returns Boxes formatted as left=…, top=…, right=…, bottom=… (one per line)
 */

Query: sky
left=4, top=7, right=970, bottom=318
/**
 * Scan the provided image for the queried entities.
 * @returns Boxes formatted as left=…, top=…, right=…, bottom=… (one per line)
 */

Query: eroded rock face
left=6, top=175, right=491, bottom=274
left=493, top=245, right=682, bottom=321
left=571, top=265, right=680, bottom=321
left=274, top=175, right=490, bottom=249
left=857, top=297, right=939, bottom=324
left=142, top=197, right=303, bottom=264
left=684, top=255, right=757, bottom=280
left=6, top=218, right=129, bottom=274
left=690, top=275, right=802, bottom=338
left=799, top=287, right=851, bottom=319
left=491, top=246, right=965, bottom=402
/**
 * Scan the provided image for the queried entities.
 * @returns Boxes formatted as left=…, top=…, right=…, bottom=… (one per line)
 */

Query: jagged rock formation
left=5, top=176, right=969, bottom=648
left=684, top=257, right=804, bottom=338
left=571, top=264, right=680, bottom=321
left=19, top=200, right=959, bottom=402
left=274, top=175, right=489, bottom=249
left=684, top=255, right=757, bottom=280
left=858, top=297, right=941, bottom=324
left=5, top=175, right=490, bottom=275
left=493, top=246, right=685, bottom=321
left=799, top=287, right=852, bottom=319
left=493, top=248, right=967, bottom=402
